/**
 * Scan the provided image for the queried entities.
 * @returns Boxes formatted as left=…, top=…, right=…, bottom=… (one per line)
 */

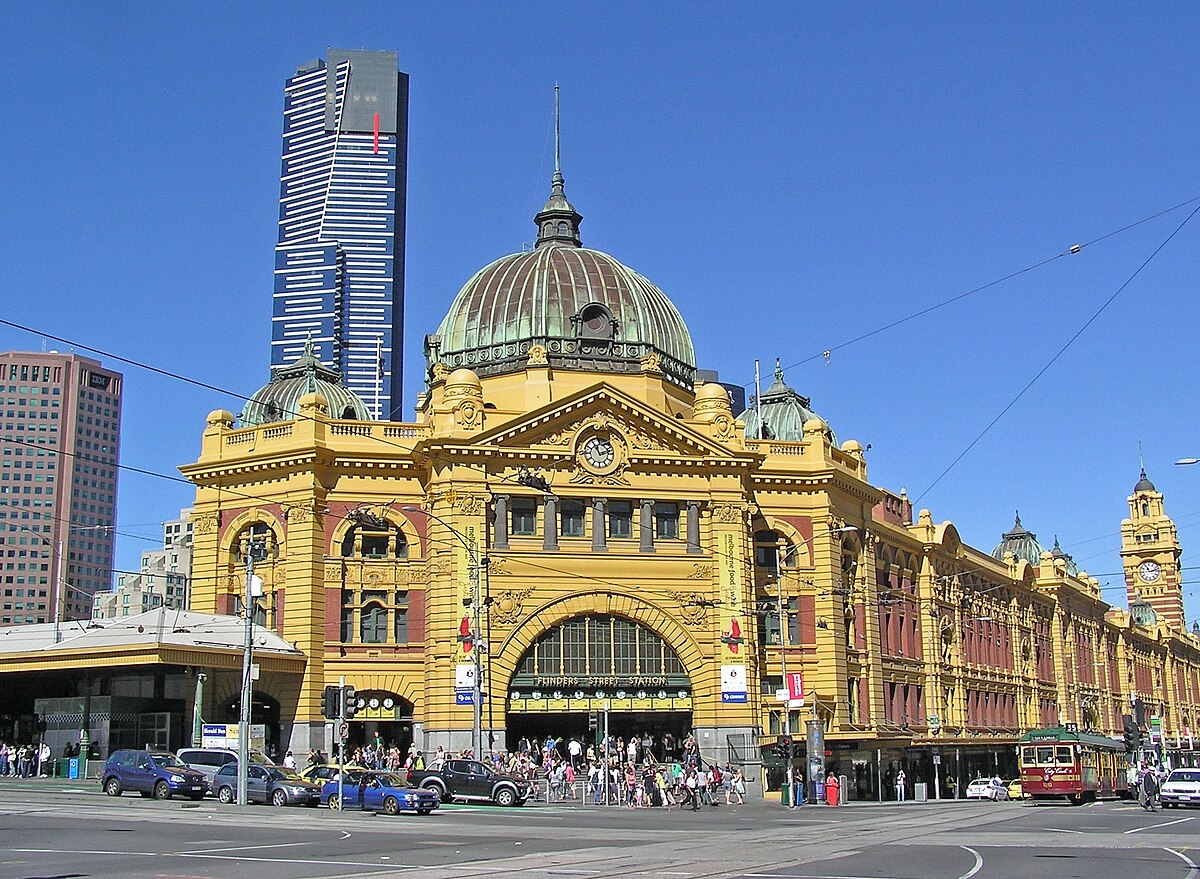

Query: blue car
left=102, top=749, right=209, bottom=800
left=321, top=770, right=440, bottom=815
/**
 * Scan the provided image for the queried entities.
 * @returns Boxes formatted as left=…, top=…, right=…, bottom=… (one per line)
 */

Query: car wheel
left=383, top=796, right=399, bottom=815
left=272, top=789, right=288, bottom=807
left=327, top=794, right=341, bottom=810
left=217, top=786, right=235, bottom=804
left=154, top=781, right=172, bottom=800
left=103, top=777, right=122, bottom=797
left=421, top=781, right=445, bottom=799
left=494, top=787, right=516, bottom=807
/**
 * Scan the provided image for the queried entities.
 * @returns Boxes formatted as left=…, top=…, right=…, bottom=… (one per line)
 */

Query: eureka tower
left=271, top=50, right=409, bottom=420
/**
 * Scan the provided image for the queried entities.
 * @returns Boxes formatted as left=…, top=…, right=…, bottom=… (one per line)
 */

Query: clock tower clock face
left=1137, top=561, right=1162, bottom=583
left=581, top=436, right=615, bottom=469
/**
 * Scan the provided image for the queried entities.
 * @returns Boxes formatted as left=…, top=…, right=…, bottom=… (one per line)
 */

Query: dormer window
left=575, top=303, right=616, bottom=340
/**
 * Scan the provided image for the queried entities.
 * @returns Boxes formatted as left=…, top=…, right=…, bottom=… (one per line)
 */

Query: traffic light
left=1122, top=715, right=1140, bottom=753
left=342, top=685, right=357, bottom=719
left=774, top=736, right=793, bottom=759
left=322, top=686, right=340, bottom=719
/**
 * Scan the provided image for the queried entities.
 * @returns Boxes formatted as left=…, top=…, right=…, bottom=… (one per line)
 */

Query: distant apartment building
left=270, top=49, right=410, bottom=420
left=0, top=352, right=122, bottom=626
left=93, top=510, right=192, bottom=620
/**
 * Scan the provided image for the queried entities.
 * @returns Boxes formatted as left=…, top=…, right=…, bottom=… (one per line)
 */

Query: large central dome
left=427, top=152, right=696, bottom=389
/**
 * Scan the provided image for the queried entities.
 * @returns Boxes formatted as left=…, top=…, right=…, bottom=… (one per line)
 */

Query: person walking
left=726, top=767, right=746, bottom=805
left=1141, top=766, right=1160, bottom=812
left=896, top=768, right=907, bottom=802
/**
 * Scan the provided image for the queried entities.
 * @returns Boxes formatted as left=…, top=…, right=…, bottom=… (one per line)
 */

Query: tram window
left=1037, top=747, right=1054, bottom=765
left=1021, top=747, right=1036, bottom=765
left=1056, top=746, right=1073, bottom=765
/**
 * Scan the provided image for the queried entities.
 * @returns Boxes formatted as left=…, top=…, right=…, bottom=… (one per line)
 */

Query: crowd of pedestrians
left=0, top=741, right=53, bottom=777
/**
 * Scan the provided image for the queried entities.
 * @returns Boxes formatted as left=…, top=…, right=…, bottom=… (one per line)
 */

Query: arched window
left=576, top=304, right=615, bottom=340
left=754, top=529, right=779, bottom=573
left=360, top=603, right=387, bottom=644
left=341, top=524, right=409, bottom=559
left=340, top=405, right=357, bottom=419
left=231, top=522, right=278, bottom=564
left=514, top=615, right=687, bottom=679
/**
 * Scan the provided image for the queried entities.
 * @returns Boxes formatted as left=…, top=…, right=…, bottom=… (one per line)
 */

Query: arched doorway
left=506, top=615, right=692, bottom=761
left=217, top=690, right=281, bottom=759
left=344, top=691, right=416, bottom=757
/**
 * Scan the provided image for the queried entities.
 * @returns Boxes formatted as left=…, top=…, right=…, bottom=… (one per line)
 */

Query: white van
left=176, top=747, right=274, bottom=785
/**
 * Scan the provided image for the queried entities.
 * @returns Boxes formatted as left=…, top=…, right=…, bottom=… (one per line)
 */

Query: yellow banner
left=719, top=531, right=744, bottom=656
left=456, top=522, right=479, bottom=659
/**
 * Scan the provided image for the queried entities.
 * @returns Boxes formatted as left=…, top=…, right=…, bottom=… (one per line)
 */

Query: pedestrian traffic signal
left=342, top=685, right=357, bottom=719
left=1122, top=715, right=1140, bottom=753
left=774, top=736, right=794, bottom=759
left=322, top=685, right=340, bottom=719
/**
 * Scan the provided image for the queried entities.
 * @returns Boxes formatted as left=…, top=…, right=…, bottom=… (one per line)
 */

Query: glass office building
left=271, top=50, right=409, bottom=420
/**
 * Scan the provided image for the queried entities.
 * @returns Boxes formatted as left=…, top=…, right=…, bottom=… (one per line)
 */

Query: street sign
left=933, top=755, right=942, bottom=765
left=339, top=723, right=349, bottom=740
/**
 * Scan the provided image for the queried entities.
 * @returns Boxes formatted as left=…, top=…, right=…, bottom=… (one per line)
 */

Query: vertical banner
left=786, top=671, right=805, bottom=704
left=718, top=530, right=744, bottom=655
left=721, top=664, right=748, bottom=703
left=456, top=522, right=479, bottom=660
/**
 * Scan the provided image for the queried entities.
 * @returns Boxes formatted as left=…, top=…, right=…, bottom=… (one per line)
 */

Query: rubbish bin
left=68, top=757, right=80, bottom=780
left=826, top=775, right=840, bottom=806
left=815, top=781, right=825, bottom=803
left=55, top=759, right=70, bottom=778
left=781, top=785, right=790, bottom=807
left=914, top=782, right=928, bottom=803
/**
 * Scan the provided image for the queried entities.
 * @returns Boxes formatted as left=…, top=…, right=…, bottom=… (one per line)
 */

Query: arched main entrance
left=506, top=614, right=692, bottom=761
left=218, top=690, right=281, bottom=758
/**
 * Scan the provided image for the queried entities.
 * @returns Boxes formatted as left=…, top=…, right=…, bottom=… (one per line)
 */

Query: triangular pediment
left=479, top=383, right=743, bottom=462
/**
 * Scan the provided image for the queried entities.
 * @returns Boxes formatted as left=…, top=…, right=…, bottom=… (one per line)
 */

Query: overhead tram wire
left=913, top=201, right=1200, bottom=505
left=2, top=196, right=1198, bottom=538
left=724, top=193, right=1200, bottom=390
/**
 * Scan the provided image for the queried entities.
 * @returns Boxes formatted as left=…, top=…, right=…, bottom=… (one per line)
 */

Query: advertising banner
left=721, top=664, right=748, bottom=703
left=455, top=662, right=477, bottom=705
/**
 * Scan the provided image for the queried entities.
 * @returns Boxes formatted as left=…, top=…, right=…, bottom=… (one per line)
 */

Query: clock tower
left=1120, top=468, right=1185, bottom=630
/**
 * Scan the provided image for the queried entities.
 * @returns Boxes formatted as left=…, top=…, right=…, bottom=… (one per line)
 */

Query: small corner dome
left=695, top=383, right=732, bottom=406
left=1134, top=468, right=1156, bottom=493
left=206, top=409, right=235, bottom=428
left=990, top=511, right=1046, bottom=567
left=445, top=368, right=482, bottom=389
left=241, top=338, right=373, bottom=426
left=738, top=360, right=834, bottom=442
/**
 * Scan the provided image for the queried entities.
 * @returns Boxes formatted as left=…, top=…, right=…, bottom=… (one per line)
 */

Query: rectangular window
left=608, top=501, right=633, bottom=539
left=638, top=627, right=663, bottom=673
left=588, top=617, right=611, bottom=675
left=538, top=626, right=562, bottom=674
left=654, top=502, right=679, bottom=540
left=561, top=619, right=586, bottom=673
left=560, top=500, right=585, bottom=538
left=394, top=592, right=409, bottom=643
left=511, top=498, right=537, bottom=537
left=613, top=618, right=636, bottom=674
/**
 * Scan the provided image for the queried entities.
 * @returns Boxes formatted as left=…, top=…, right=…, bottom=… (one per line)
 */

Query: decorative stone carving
left=640, top=351, right=661, bottom=372
left=713, top=504, right=743, bottom=524
left=527, top=345, right=549, bottom=366
left=486, top=556, right=512, bottom=576
left=431, top=362, right=451, bottom=382
left=458, top=494, right=484, bottom=516
left=286, top=506, right=310, bottom=524
left=543, top=430, right=573, bottom=446
left=667, top=590, right=711, bottom=626
left=324, top=564, right=343, bottom=582
left=455, top=399, right=481, bottom=430
left=569, top=466, right=630, bottom=487
left=192, top=514, right=219, bottom=535
left=491, top=586, right=534, bottom=624
left=687, top=564, right=713, bottom=580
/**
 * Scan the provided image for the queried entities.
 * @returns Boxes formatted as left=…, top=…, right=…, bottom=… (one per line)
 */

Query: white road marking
left=955, top=846, right=984, bottom=879
left=1125, top=816, right=1196, bottom=834
left=1043, top=828, right=1084, bottom=834
left=182, top=839, right=320, bottom=854
left=1165, top=848, right=1200, bottom=879
left=340, top=830, right=352, bottom=839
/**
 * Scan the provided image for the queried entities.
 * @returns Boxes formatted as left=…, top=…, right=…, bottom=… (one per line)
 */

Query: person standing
left=568, top=736, right=582, bottom=769
left=1141, top=765, right=1160, bottom=811
left=283, top=750, right=296, bottom=770
left=896, top=768, right=907, bottom=802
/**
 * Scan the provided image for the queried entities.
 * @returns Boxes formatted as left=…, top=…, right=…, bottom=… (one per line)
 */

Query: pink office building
left=0, top=352, right=122, bottom=625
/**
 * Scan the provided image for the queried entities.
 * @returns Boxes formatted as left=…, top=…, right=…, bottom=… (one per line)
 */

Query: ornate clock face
left=1137, top=561, right=1162, bottom=583
left=582, top=436, right=615, bottom=469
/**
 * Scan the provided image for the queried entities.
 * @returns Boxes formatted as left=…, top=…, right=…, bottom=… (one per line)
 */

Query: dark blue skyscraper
left=271, top=50, right=408, bottom=420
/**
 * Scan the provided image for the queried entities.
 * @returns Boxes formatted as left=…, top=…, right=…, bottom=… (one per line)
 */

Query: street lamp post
left=400, top=505, right=484, bottom=759
left=238, top=536, right=267, bottom=806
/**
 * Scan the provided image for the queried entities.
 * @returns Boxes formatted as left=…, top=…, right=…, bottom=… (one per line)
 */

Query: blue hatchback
left=321, top=771, right=440, bottom=815
left=102, top=749, right=209, bottom=800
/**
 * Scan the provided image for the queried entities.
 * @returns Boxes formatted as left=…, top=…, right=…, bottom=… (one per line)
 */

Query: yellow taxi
left=1007, top=778, right=1026, bottom=800
left=298, top=763, right=368, bottom=785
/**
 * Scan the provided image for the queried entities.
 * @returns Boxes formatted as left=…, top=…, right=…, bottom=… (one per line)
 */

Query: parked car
left=298, top=762, right=368, bottom=785
left=101, top=749, right=208, bottom=800
left=407, top=758, right=532, bottom=806
left=212, top=761, right=322, bottom=806
left=1006, top=778, right=1026, bottom=800
left=321, top=770, right=440, bottom=815
left=1160, top=768, right=1200, bottom=808
left=965, top=777, right=1009, bottom=800
left=176, top=747, right=274, bottom=785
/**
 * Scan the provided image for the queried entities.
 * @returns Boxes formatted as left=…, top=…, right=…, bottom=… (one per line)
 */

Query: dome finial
left=534, top=85, right=583, bottom=248
left=774, top=358, right=784, bottom=384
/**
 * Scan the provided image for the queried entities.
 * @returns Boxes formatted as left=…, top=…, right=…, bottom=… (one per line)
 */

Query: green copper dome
left=427, top=161, right=696, bottom=390
left=241, top=338, right=373, bottom=426
left=739, top=360, right=833, bottom=442
left=990, top=512, right=1046, bottom=566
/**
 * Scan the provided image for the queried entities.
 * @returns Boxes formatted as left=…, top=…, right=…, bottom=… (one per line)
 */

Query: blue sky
left=2, top=3, right=1198, bottom=621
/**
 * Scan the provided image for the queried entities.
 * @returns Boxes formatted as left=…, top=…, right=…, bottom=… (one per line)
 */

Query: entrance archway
left=218, top=690, right=281, bottom=758
left=506, top=614, right=692, bottom=761
left=342, top=691, right=416, bottom=759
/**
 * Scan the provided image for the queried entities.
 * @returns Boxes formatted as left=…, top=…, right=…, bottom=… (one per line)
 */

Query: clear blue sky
left=2, top=3, right=1198, bottom=621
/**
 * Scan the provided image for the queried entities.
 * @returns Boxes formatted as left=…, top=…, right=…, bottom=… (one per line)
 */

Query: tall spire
left=534, top=84, right=583, bottom=248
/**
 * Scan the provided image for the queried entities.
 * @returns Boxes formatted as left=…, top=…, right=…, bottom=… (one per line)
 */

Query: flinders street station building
left=3, top=166, right=1199, bottom=800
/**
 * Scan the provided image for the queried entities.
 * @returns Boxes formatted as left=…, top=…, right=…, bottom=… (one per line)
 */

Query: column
left=592, top=499, right=608, bottom=553
left=543, top=495, right=559, bottom=551
left=639, top=499, right=655, bottom=553
left=686, top=501, right=701, bottom=554
left=492, top=495, right=509, bottom=550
